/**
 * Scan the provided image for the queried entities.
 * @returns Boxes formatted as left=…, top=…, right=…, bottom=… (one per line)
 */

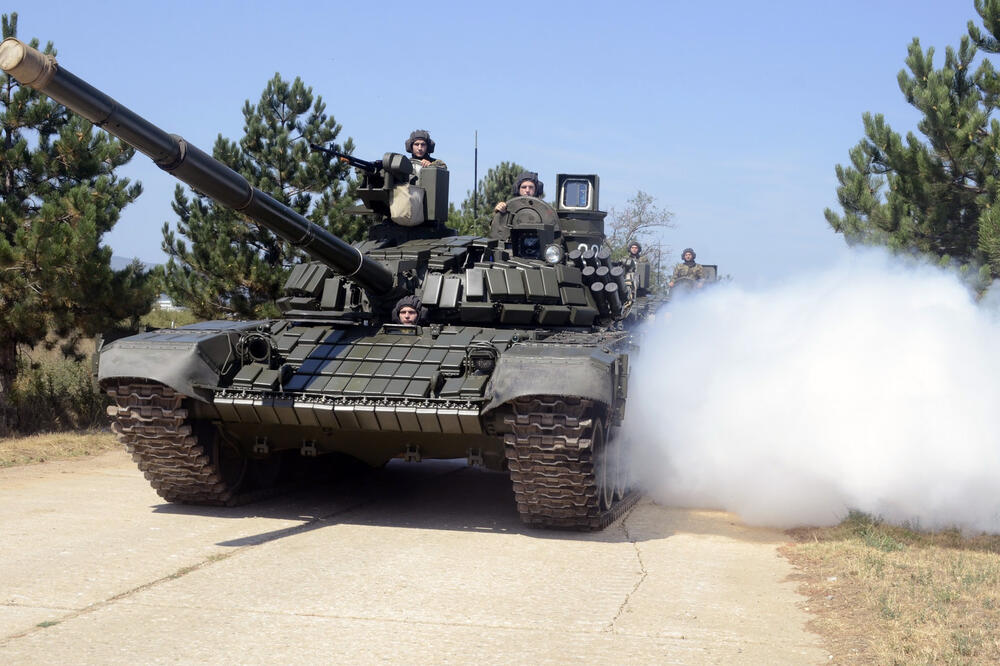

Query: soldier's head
left=393, top=294, right=425, bottom=325
left=682, top=247, right=696, bottom=262
left=513, top=172, right=544, bottom=199
left=628, top=241, right=642, bottom=257
left=405, top=130, right=435, bottom=159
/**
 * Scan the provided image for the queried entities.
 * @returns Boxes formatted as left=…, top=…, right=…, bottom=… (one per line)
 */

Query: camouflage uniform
left=672, top=247, right=704, bottom=283
left=671, top=262, right=704, bottom=282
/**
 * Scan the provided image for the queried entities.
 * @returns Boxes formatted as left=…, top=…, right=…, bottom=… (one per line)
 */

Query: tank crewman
left=624, top=241, right=652, bottom=295
left=489, top=172, right=549, bottom=258
left=405, top=130, right=446, bottom=170
left=391, top=294, right=427, bottom=325
left=494, top=172, right=544, bottom=213
left=668, top=247, right=705, bottom=288
left=626, top=241, right=642, bottom=265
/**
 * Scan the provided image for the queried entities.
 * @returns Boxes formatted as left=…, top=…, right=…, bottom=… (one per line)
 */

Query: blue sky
left=11, top=1, right=983, bottom=285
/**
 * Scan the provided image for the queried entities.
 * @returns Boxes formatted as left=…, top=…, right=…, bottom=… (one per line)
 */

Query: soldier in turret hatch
left=392, top=294, right=427, bottom=325
left=625, top=241, right=643, bottom=267
left=668, top=247, right=705, bottom=289
left=405, top=130, right=446, bottom=170
left=625, top=241, right=651, bottom=295
left=494, top=172, right=544, bottom=213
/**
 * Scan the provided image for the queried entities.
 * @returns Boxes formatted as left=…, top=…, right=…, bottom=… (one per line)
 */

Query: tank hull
left=101, top=321, right=636, bottom=529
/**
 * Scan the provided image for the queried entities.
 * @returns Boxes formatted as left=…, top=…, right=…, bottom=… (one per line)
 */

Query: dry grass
left=0, top=431, right=121, bottom=467
left=783, top=511, right=1000, bottom=664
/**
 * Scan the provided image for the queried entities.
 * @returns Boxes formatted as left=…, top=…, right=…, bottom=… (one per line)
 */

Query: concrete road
left=0, top=450, right=826, bottom=664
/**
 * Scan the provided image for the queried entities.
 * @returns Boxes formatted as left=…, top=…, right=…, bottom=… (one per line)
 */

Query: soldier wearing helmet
left=494, top=172, right=544, bottom=213
left=627, top=241, right=642, bottom=260
left=669, top=247, right=705, bottom=288
left=624, top=240, right=644, bottom=270
left=405, top=130, right=447, bottom=170
left=624, top=240, right=651, bottom=295
left=392, top=294, right=427, bottom=325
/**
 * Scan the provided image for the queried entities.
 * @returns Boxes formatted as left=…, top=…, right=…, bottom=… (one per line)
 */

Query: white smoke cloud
left=627, top=249, right=1000, bottom=533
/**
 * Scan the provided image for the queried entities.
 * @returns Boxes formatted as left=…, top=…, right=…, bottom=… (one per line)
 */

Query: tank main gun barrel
left=0, top=38, right=394, bottom=297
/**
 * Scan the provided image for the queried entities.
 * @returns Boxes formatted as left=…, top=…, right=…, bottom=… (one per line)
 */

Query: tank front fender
left=98, top=321, right=264, bottom=402
left=483, top=343, right=620, bottom=413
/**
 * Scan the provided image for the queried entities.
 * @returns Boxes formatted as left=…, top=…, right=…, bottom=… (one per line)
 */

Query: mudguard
left=98, top=321, right=263, bottom=402
left=483, top=343, right=618, bottom=413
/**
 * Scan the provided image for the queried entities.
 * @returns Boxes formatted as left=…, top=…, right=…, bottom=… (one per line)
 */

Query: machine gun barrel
left=0, top=38, right=394, bottom=296
left=309, top=143, right=379, bottom=174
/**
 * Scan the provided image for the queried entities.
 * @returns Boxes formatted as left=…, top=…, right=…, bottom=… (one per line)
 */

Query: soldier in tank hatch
left=494, top=172, right=544, bottom=213
left=624, top=241, right=652, bottom=295
left=392, top=294, right=427, bottom=325
left=668, top=247, right=705, bottom=288
left=405, top=130, right=446, bottom=170
left=624, top=240, right=644, bottom=270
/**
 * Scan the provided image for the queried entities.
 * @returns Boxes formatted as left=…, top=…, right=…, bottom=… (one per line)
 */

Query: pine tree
left=826, top=0, right=1000, bottom=288
left=161, top=74, right=357, bottom=319
left=449, top=161, right=526, bottom=235
left=0, top=13, right=154, bottom=432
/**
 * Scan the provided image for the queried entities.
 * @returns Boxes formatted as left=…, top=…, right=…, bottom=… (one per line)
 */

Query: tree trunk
left=0, top=340, right=18, bottom=435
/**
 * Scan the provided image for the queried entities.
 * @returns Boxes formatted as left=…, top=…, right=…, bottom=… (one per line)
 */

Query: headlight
left=544, top=244, right=564, bottom=264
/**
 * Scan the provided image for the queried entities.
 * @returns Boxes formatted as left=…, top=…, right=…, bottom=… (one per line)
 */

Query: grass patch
left=0, top=431, right=121, bottom=467
left=10, top=339, right=107, bottom=434
left=5, top=310, right=201, bottom=436
left=783, top=511, right=1000, bottom=663
left=141, top=308, right=199, bottom=329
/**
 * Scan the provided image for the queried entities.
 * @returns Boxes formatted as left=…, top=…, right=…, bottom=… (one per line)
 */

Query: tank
left=1, top=38, right=648, bottom=529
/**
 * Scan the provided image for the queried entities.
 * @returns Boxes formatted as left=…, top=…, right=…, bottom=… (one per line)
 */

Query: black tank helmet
left=512, top=172, right=544, bottom=198
left=392, top=294, right=428, bottom=324
left=405, top=130, right=435, bottom=156
left=682, top=247, right=696, bottom=260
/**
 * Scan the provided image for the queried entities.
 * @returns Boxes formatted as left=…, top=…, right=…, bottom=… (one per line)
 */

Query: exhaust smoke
left=627, top=249, right=1000, bottom=533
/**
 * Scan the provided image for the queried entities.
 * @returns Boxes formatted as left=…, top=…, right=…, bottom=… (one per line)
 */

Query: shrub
left=10, top=347, right=107, bottom=434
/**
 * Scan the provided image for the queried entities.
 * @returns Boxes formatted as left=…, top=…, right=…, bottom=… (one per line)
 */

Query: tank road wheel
left=199, top=421, right=248, bottom=493
left=593, top=419, right=615, bottom=511
left=106, top=383, right=252, bottom=505
left=608, top=426, right=628, bottom=501
left=504, top=396, right=639, bottom=530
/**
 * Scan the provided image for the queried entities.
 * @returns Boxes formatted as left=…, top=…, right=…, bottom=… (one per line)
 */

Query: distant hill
left=110, top=256, right=160, bottom=271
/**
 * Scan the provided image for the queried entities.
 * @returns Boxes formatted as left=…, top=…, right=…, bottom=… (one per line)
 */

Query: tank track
left=504, top=396, right=639, bottom=530
left=106, top=383, right=248, bottom=505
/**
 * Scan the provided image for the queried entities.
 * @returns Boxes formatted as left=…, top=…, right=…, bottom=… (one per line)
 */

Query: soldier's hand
left=420, top=159, right=431, bottom=167
left=495, top=201, right=507, bottom=213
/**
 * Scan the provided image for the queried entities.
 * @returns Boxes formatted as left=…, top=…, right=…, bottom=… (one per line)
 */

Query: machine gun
left=309, top=143, right=380, bottom=174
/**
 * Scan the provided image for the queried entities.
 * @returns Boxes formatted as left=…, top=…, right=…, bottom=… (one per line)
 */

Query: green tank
left=1, top=38, right=648, bottom=529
